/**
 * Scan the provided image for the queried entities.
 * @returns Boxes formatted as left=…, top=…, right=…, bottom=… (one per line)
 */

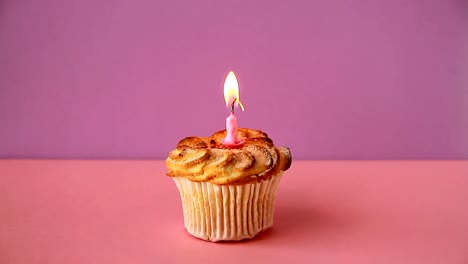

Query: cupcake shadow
left=215, top=202, right=354, bottom=245
left=262, top=203, right=356, bottom=245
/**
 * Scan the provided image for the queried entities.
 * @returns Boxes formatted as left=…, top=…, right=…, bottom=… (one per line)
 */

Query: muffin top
left=166, top=128, right=291, bottom=185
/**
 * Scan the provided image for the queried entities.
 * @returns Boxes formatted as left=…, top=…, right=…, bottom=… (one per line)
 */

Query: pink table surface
left=0, top=160, right=467, bottom=264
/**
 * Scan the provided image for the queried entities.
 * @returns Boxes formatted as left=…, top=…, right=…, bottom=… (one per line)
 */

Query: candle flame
left=224, top=71, right=245, bottom=111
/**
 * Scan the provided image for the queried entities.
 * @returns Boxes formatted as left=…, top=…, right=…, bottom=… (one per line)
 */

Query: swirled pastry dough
left=166, top=128, right=291, bottom=185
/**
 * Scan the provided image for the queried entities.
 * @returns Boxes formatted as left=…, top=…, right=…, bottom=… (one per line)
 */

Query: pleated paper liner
left=173, top=173, right=283, bottom=242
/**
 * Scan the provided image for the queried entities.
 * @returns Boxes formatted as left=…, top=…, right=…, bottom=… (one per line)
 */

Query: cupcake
left=166, top=128, right=292, bottom=242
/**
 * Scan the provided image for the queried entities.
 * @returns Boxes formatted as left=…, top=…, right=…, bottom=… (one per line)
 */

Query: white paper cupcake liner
left=173, top=173, right=283, bottom=242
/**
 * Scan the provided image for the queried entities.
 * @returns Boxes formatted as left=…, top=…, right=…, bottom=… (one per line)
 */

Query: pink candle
left=224, top=113, right=239, bottom=147
left=222, top=71, right=245, bottom=148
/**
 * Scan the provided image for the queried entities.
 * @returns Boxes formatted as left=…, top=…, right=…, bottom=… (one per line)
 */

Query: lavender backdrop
left=0, top=0, right=467, bottom=160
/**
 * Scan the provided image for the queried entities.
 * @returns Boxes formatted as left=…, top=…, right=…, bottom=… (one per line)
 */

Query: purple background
left=0, top=0, right=467, bottom=160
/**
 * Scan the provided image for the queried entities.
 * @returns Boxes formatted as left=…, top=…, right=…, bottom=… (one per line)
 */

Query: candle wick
left=230, top=99, right=236, bottom=114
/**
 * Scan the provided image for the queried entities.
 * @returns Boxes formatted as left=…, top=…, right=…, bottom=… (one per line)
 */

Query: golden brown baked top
left=166, top=128, right=292, bottom=185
